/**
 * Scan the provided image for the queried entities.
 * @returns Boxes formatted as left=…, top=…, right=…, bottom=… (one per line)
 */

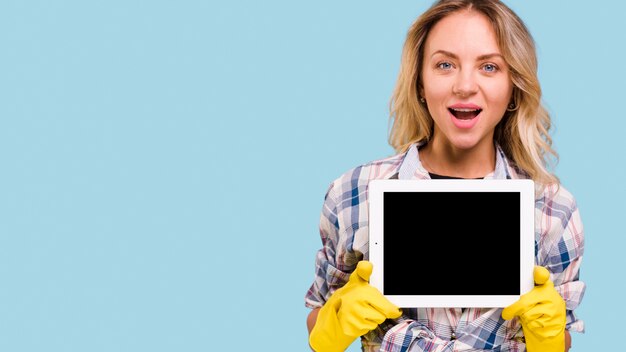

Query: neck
left=420, top=140, right=496, bottom=179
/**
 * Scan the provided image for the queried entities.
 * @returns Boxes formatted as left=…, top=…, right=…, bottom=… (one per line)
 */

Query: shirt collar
left=397, top=142, right=513, bottom=180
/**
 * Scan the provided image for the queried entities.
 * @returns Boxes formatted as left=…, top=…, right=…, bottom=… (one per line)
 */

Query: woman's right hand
left=309, top=261, right=402, bottom=352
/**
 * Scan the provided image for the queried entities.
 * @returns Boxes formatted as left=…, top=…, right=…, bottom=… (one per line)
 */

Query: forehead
left=424, top=10, right=501, bottom=55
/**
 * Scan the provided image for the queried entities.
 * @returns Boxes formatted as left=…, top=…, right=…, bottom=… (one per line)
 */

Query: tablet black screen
left=383, top=191, right=520, bottom=295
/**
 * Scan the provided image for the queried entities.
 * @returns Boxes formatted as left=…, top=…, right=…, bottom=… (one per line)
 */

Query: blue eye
left=437, top=62, right=453, bottom=70
left=483, top=64, right=498, bottom=72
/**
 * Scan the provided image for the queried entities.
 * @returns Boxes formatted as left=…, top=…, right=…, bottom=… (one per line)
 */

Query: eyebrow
left=431, top=50, right=504, bottom=61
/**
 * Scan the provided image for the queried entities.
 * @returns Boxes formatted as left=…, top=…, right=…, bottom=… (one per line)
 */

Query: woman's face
left=421, top=10, right=513, bottom=153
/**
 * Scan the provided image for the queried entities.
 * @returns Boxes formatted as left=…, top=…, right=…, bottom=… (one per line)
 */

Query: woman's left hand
left=502, top=266, right=567, bottom=352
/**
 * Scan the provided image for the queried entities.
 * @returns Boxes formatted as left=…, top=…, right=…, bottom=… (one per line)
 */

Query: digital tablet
left=368, top=179, right=535, bottom=308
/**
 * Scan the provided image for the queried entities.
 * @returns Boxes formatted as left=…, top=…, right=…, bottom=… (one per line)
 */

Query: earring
left=506, top=101, right=518, bottom=111
left=419, top=97, right=426, bottom=104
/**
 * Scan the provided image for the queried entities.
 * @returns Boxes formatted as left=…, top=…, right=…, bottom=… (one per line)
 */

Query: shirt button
left=451, top=332, right=456, bottom=340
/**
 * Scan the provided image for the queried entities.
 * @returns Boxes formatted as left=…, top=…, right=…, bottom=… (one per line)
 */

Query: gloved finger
left=526, top=318, right=546, bottom=331
left=364, top=288, right=402, bottom=319
left=527, top=318, right=565, bottom=336
left=362, top=306, right=389, bottom=325
left=355, top=261, right=373, bottom=283
left=338, top=310, right=379, bottom=337
left=518, top=306, right=546, bottom=324
left=534, top=266, right=550, bottom=285
left=346, top=261, right=373, bottom=287
left=340, top=321, right=371, bottom=337
left=502, top=292, right=539, bottom=320
left=526, top=317, right=565, bottom=334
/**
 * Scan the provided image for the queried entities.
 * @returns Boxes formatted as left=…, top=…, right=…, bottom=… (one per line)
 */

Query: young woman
left=305, top=1, right=585, bottom=351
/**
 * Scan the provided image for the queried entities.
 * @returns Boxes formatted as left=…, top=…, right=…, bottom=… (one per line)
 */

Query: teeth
left=451, top=108, right=480, bottom=112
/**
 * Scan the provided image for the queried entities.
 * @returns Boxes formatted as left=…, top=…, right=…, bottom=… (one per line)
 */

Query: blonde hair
left=389, top=0, right=558, bottom=185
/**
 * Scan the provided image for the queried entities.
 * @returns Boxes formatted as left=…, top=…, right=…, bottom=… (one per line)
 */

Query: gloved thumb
left=348, top=261, right=373, bottom=285
left=534, top=266, right=550, bottom=285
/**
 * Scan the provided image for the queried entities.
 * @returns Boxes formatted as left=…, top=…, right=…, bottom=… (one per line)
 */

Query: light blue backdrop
left=0, top=1, right=622, bottom=351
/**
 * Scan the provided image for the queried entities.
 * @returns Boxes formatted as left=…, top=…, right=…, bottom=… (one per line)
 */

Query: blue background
left=0, top=1, right=623, bottom=351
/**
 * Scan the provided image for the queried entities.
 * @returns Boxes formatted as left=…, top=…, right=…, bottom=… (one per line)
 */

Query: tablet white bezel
left=368, top=179, right=535, bottom=308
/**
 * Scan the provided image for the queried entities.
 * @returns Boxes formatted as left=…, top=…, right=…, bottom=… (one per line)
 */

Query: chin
left=448, top=138, right=482, bottom=151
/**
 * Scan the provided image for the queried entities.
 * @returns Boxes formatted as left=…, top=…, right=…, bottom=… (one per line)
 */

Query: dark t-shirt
left=429, top=172, right=484, bottom=180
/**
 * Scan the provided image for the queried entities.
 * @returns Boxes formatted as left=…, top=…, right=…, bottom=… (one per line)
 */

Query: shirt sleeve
left=536, top=185, right=586, bottom=333
left=305, top=182, right=351, bottom=309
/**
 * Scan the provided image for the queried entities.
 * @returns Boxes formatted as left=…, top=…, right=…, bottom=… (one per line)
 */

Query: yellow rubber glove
left=309, top=261, right=402, bottom=352
left=502, top=266, right=566, bottom=352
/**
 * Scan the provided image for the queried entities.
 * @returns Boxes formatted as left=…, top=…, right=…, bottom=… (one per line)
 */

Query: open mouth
left=448, top=108, right=482, bottom=120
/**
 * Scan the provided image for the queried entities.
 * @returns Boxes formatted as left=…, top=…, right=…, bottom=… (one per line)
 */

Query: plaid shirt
left=305, top=143, right=585, bottom=352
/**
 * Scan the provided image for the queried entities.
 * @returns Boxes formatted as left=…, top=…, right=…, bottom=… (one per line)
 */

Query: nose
left=452, top=70, right=478, bottom=98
